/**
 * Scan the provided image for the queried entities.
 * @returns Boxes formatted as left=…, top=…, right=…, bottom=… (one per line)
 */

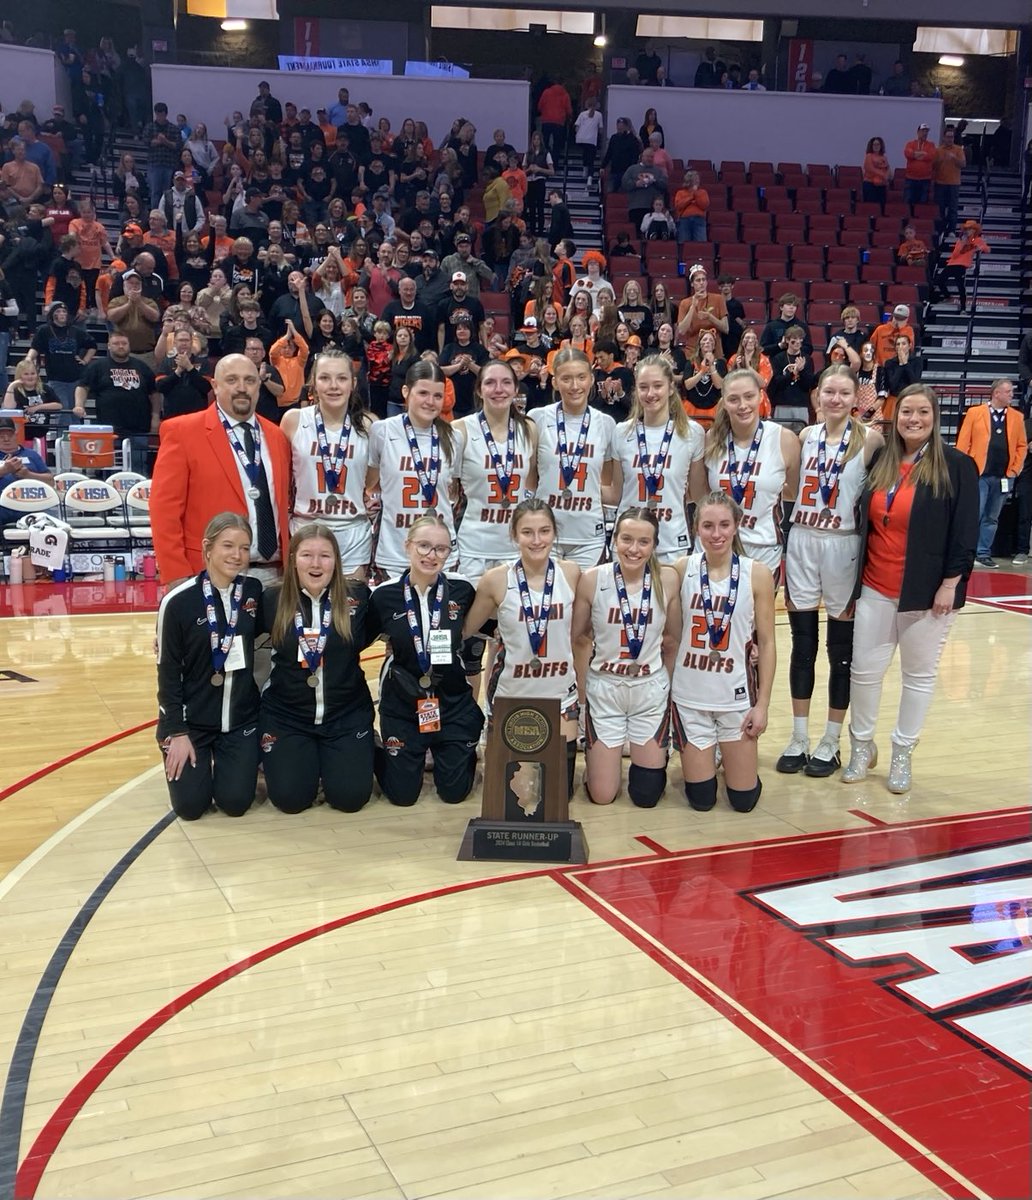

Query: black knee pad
left=727, top=778, right=763, bottom=813
left=787, top=610, right=819, bottom=701
left=628, top=764, right=666, bottom=809
left=685, top=777, right=718, bottom=811
left=460, top=635, right=486, bottom=676
left=826, top=618, right=854, bottom=711
left=566, top=740, right=578, bottom=799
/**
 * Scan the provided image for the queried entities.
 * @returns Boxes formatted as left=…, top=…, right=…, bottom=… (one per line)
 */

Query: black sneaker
left=776, top=736, right=809, bottom=773
left=976, top=556, right=998, bottom=568
left=803, top=737, right=842, bottom=777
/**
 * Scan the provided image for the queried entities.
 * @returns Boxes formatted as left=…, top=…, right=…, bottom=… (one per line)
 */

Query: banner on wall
left=404, top=61, right=470, bottom=79
left=787, top=39, right=813, bottom=93
left=293, top=19, right=319, bottom=56
left=276, top=56, right=393, bottom=74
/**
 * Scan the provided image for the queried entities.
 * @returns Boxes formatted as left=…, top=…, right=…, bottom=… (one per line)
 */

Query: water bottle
left=862, top=249, right=870, bottom=264
left=103, top=555, right=115, bottom=582
left=114, top=557, right=127, bottom=582
left=9, top=554, right=22, bottom=584
left=63, top=554, right=74, bottom=582
left=142, top=552, right=157, bottom=580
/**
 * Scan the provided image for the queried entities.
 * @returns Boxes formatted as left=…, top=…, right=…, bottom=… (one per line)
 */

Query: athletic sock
left=792, top=716, right=809, bottom=741
left=823, top=720, right=843, bottom=743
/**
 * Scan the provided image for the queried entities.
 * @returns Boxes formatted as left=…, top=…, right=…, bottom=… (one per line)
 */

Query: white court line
left=0, top=766, right=164, bottom=902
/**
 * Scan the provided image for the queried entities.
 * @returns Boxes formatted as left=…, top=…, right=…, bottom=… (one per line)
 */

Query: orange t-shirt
left=502, top=167, right=528, bottom=203
left=68, top=217, right=108, bottom=271
left=932, top=144, right=965, bottom=186
left=863, top=464, right=917, bottom=598
left=673, top=187, right=710, bottom=218
left=676, top=293, right=727, bottom=358
left=903, top=138, right=933, bottom=181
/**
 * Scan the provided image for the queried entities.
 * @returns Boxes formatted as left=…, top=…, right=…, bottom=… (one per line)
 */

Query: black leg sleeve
left=787, top=610, right=820, bottom=702
left=826, top=618, right=855, bottom=712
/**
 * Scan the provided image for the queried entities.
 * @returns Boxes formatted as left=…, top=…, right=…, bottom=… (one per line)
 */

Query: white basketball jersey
left=706, top=420, right=786, bottom=560
left=290, top=406, right=371, bottom=532
left=369, top=414, right=459, bottom=573
left=792, top=424, right=869, bottom=535
left=530, top=404, right=615, bottom=549
left=489, top=560, right=577, bottom=709
left=671, top=553, right=756, bottom=712
left=613, top=418, right=704, bottom=561
left=589, top=563, right=667, bottom=680
left=454, top=413, right=535, bottom=565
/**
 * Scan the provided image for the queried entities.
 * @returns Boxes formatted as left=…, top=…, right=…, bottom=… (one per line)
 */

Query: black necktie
left=239, top=422, right=278, bottom=561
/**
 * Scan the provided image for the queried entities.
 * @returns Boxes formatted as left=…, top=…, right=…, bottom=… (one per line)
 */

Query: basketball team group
left=151, top=345, right=978, bottom=820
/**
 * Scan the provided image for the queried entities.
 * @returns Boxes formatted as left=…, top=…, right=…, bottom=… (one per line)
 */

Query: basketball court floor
left=0, top=570, right=1029, bottom=1200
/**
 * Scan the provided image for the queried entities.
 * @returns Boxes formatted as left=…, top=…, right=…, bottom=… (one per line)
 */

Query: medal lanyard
left=402, top=571, right=445, bottom=678
left=402, top=413, right=440, bottom=506
left=613, top=560, right=652, bottom=661
left=817, top=420, right=852, bottom=509
left=515, top=558, right=555, bottom=658
left=315, top=410, right=351, bottom=494
left=635, top=419, right=673, bottom=498
left=726, top=421, right=763, bottom=505
left=219, top=414, right=262, bottom=488
left=883, top=444, right=925, bottom=525
left=294, top=594, right=332, bottom=679
left=478, top=411, right=515, bottom=499
left=201, top=572, right=243, bottom=674
left=699, top=553, right=740, bottom=652
left=556, top=405, right=590, bottom=491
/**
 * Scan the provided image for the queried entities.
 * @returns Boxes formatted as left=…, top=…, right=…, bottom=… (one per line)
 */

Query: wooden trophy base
left=457, top=818, right=588, bottom=864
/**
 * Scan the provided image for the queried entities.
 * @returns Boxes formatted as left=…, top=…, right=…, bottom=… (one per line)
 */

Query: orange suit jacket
left=150, top=403, right=292, bottom=582
left=956, top=404, right=1027, bottom=478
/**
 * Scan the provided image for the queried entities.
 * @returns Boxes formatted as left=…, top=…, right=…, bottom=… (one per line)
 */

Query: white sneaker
left=804, top=735, right=841, bottom=777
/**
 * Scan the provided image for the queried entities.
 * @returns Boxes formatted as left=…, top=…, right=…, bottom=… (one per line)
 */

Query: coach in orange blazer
left=956, top=379, right=1027, bottom=564
left=150, top=354, right=292, bottom=584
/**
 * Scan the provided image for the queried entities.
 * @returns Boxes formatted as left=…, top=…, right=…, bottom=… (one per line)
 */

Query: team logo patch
left=347, top=596, right=359, bottom=614
left=448, top=600, right=460, bottom=621
left=243, top=597, right=258, bottom=617
left=384, top=736, right=404, bottom=756
left=260, top=733, right=277, bottom=754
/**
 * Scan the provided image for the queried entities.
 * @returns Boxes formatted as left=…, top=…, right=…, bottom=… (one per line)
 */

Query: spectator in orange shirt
left=861, top=136, right=891, bottom=207
left=902, top=122, right=934, bottom=205
left=202, top=215, right=234, bottom=260
left=146, top=209, right=178, bottom=283
left=897, top=223, right=929, bottom=266
left=673, top=170, right=710, bottom=243
left=676, top=265, right=728, bottom=359
left=931, top=220, right=989, bottom=312
left=932, top=125, right=966, bottom=234
left=68, top=197, right=113, bottom=311
left=502, top=152, right=528, bottom=213
left=269, top=319, right=310, bottom=409
left=538, top=78, right=573, bottom=160
left=870, top=304, right=916, bottom=365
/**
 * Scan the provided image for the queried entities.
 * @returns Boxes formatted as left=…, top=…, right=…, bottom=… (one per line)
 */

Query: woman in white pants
left=845, top=384, right=978, bottom=793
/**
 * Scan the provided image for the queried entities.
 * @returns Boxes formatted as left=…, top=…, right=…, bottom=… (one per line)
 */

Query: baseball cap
left=422, top=247, right=439, bottom=258
left=245, top=186, right=263, bottom=200
left=455, top=232, right=471, bottom=243
left=451, top=271, right=467, bottom=282
left=0, top=417, right=17, bottom=432
left=626, top=334, right=642, bottom=347
left=520, top=317, right=538, bottom=333
left=173, top=170, right=186, bottom=179
left=892, top=304, right=910, bottom=318
left=123, top=222, right=143, bottom=236
left=917, top=122, right=930, bottom=130
left=122, top=269, right=140, bottom=280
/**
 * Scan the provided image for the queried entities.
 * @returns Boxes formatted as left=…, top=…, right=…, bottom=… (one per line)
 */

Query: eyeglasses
left=412, top=542, right=450, bottom=558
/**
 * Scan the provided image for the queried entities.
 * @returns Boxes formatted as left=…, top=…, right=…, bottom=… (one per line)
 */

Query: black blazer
left=853, top=445, right=978, bottom=612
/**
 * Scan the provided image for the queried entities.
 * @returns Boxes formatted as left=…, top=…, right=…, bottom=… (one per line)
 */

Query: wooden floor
left=0, top=573, right=1029, bottom=1200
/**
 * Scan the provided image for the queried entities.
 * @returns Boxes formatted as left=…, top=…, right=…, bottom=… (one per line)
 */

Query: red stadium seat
left=708, top=212, right=738, bottom=236
left=859, top=265, right=890, bottom=286
left=678, top=241, right=714, bottom=262
left=809, top=282, right=846, bottom=304
left=720, top=159, right=746, bottom=173
left=793, top=186, right=824, bottom=212
left=777, top=162, right=803, bottom=177
left=872, top=228, right=901, bottom=249
left=824, top=188, right=854, bottom=213
left=807, top=215, right=840, bottom=242
left=718, top=253, right=752, bottom=279
left=850, top=283, right=883, bottom=305
left=854, top=202, right=881, bottom=220
left=809, top=323, right=830, bottom=349
left=740, top=213, right=772, bottom=241
left=842, top=214, right=872, bottom=233
left=883, top=203, right=911, bottom=222
left=838, top=229, right=872, bottom=249
left=733, top=280, right=768, bottom=302
left=895, top=265, right=928, bottom=286
left=742, top=300, right=767, bottom=322
left=782, top=172, right=808, bottom=191
left=807, top=163, right=834, bottom=180
left=808, top=302, right=843, bottom=325
left=792, top=245, right=826, bottom=273
left=886, top=284, right=921, bottom=307
left=776, top=214, right=807, bottom=240
left=481, top=291, right=509, bottom=314
left=754, top=246, right=789, bottom=275
left=837, top=167, right=863, bottom=188
left=855, top=303, right=882, bottom=328
left=730, top=185, right=761, bottom=211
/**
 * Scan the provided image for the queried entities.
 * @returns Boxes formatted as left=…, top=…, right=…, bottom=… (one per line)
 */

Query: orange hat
left=581, top=249, right=607, bottom=273
left=625, top=334, right=642, bottom=347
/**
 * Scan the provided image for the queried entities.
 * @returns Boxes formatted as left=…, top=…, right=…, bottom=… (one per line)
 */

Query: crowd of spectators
left=0, top=29, right=1013, bottom=495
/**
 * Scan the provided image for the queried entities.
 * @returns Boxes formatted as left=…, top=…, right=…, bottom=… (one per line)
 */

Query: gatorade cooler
left=69, top=425, right=116, bottom=469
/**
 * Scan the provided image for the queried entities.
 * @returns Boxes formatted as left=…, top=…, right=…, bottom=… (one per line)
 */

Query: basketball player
left=778, top=365, right=883, bottom=777
left=667, top=490, right=776, bottom=813
left=463, top=499, right=581, bottom=798
left=530, top=346, right=615, bottom=566
left=367, top=515, right=483, bottom=806
left=366, top=359, right=459, bottom=579
left=453, top=359, right=539, bottom=690
left=156, top=512, right=263, bottom=820
left=572, top=506, right=679, bottom=807
left=259, top=524, right=376, bottom=813
left=280, top=350, right=376, bottom=578
left=609, top=355, right=704, bottom=562
left=693, top=368, right=800, bottom=575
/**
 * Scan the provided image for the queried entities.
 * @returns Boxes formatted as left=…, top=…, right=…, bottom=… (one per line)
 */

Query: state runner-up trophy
left=458, top=697, right=587, bottom=863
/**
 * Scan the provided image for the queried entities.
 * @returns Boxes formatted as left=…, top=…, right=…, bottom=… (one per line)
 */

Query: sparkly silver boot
left=887, top=741, right=914, bottom=794
left=842, top=733, right=878, bottom=783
